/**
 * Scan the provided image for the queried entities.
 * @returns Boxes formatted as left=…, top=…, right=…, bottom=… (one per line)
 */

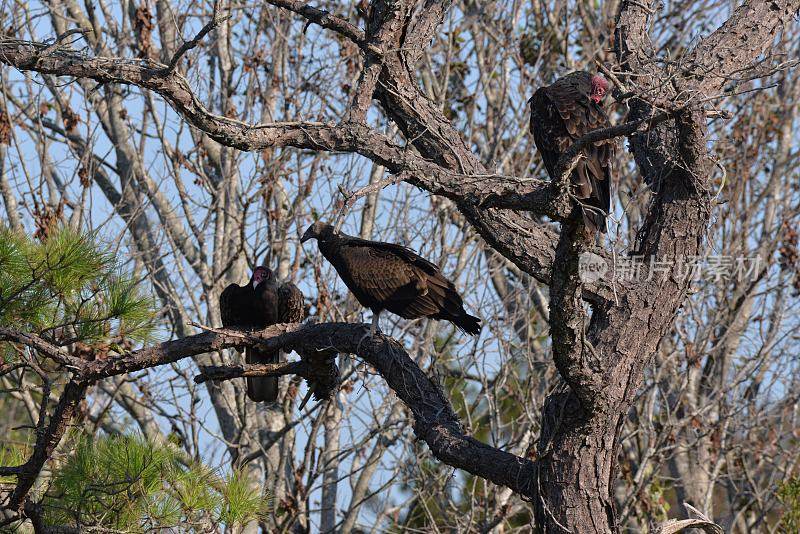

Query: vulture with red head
left=301, top=222, right=480, bottom=336
left=219, top=266, right=304, bottom=402
left=529, top=71, right=615, bottom=233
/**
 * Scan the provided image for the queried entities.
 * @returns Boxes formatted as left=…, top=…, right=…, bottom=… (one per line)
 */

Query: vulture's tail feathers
left=428, top=275, right=467, bottom=315
left=245, top=348, right=279, bottom=403
left=451, top=312, right=482, bottom=336
left=405, top=298, right=439, bottom=318
left=425, top=274, right=481, bottom=334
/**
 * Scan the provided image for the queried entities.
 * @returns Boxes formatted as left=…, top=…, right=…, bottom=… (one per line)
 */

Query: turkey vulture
left=300, top=222, right=480, bottom=336
left=529, top=71, right=615, bottom=233
left=219, top=266, right=304, bottom=402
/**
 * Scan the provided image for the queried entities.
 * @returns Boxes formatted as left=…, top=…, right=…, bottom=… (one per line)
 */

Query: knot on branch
left=300, top=350, right=340, bottom=402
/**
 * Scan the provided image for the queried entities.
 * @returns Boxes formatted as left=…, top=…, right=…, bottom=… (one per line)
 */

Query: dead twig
left=194, top=361, right=307, bottom=384
left=161, top=14, right=231, bottom=74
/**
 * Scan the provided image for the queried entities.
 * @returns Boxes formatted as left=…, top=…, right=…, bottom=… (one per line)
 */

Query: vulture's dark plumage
left=301, top=222, right=480, bottom=336
left=219, top=266, right=304, bottom=402
left=529, top=71, right=615, bottom=233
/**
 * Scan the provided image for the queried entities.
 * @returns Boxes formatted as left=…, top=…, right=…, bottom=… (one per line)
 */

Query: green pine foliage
left=0, top=226, right=156, bottom=359
left=0, top=444, right=29, bottom=484
left=779, top=477, right=800, bottom=532
left=0, top=228, right=270, bottom=531
left=218, top=468, right=272, bottom=527
left=42, top=433, right=270, bottom=531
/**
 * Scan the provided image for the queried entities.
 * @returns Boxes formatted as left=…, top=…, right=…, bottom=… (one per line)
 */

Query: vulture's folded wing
left=339, top=245, right=423, bottom=303
left=530, top=89, right=568, bottom=178
left=345, top=237, right=440, bottom=273
left=219, top=283, right=240, bottom=327
left=278, top=282, right=305, bottom=323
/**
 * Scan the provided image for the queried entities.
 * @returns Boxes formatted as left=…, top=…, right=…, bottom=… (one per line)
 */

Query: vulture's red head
left=251, top=266, right=273, bottom=288
left=589, top=75, right=608, bottom=104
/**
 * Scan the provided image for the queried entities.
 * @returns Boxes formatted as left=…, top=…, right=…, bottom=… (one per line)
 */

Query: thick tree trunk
left=534, top=390, right=621, bottom=532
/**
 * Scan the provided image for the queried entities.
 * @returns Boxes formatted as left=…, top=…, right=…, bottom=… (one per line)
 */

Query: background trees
left=0, top=0, right=799, bottom=532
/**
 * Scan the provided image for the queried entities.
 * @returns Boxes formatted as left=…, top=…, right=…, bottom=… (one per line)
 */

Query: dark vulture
left=529, top=71, right=615, bottom=233
left=219, top=266, right=304, bottom=402
left=301, top=222, right=480, bottom=336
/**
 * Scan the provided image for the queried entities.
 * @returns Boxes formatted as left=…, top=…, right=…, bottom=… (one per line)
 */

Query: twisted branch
left=0, top=322, right=537, bottom=510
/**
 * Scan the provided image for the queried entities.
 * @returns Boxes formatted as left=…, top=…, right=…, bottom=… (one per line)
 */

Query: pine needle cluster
left=0, top=226, right=156, bottom=359
left=42, top=433, right=271, bottom=531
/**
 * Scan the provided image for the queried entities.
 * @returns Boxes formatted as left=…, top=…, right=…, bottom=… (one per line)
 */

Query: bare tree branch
left=161, top=13, right=231, bottom=74
left=266, top=1, right=367, bottom=47
left=1, top=323, right=537, bottom=500
left=0, top=328, right=85, bottom=370
left=0, top=38, right=567, bottom=214
left=195, top=361, right=307, bottom=383
left=5, top=380, right=87, bottom=511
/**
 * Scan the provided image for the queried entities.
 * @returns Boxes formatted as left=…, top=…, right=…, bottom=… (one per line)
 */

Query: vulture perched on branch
left=301, top=222, right=481, bottom=336
left=529, top=71, right=615, bottom=233
left=219, top=266, right=304, bottom=402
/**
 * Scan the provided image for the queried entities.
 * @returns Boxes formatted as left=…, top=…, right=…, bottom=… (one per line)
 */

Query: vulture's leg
left=370, top=312, right=381, bottom=337
left=358, top=311, right=381, bottom=350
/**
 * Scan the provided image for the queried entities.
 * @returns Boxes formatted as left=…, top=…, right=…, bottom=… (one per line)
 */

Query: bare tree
left=1, top=0, right=799, bottom=532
